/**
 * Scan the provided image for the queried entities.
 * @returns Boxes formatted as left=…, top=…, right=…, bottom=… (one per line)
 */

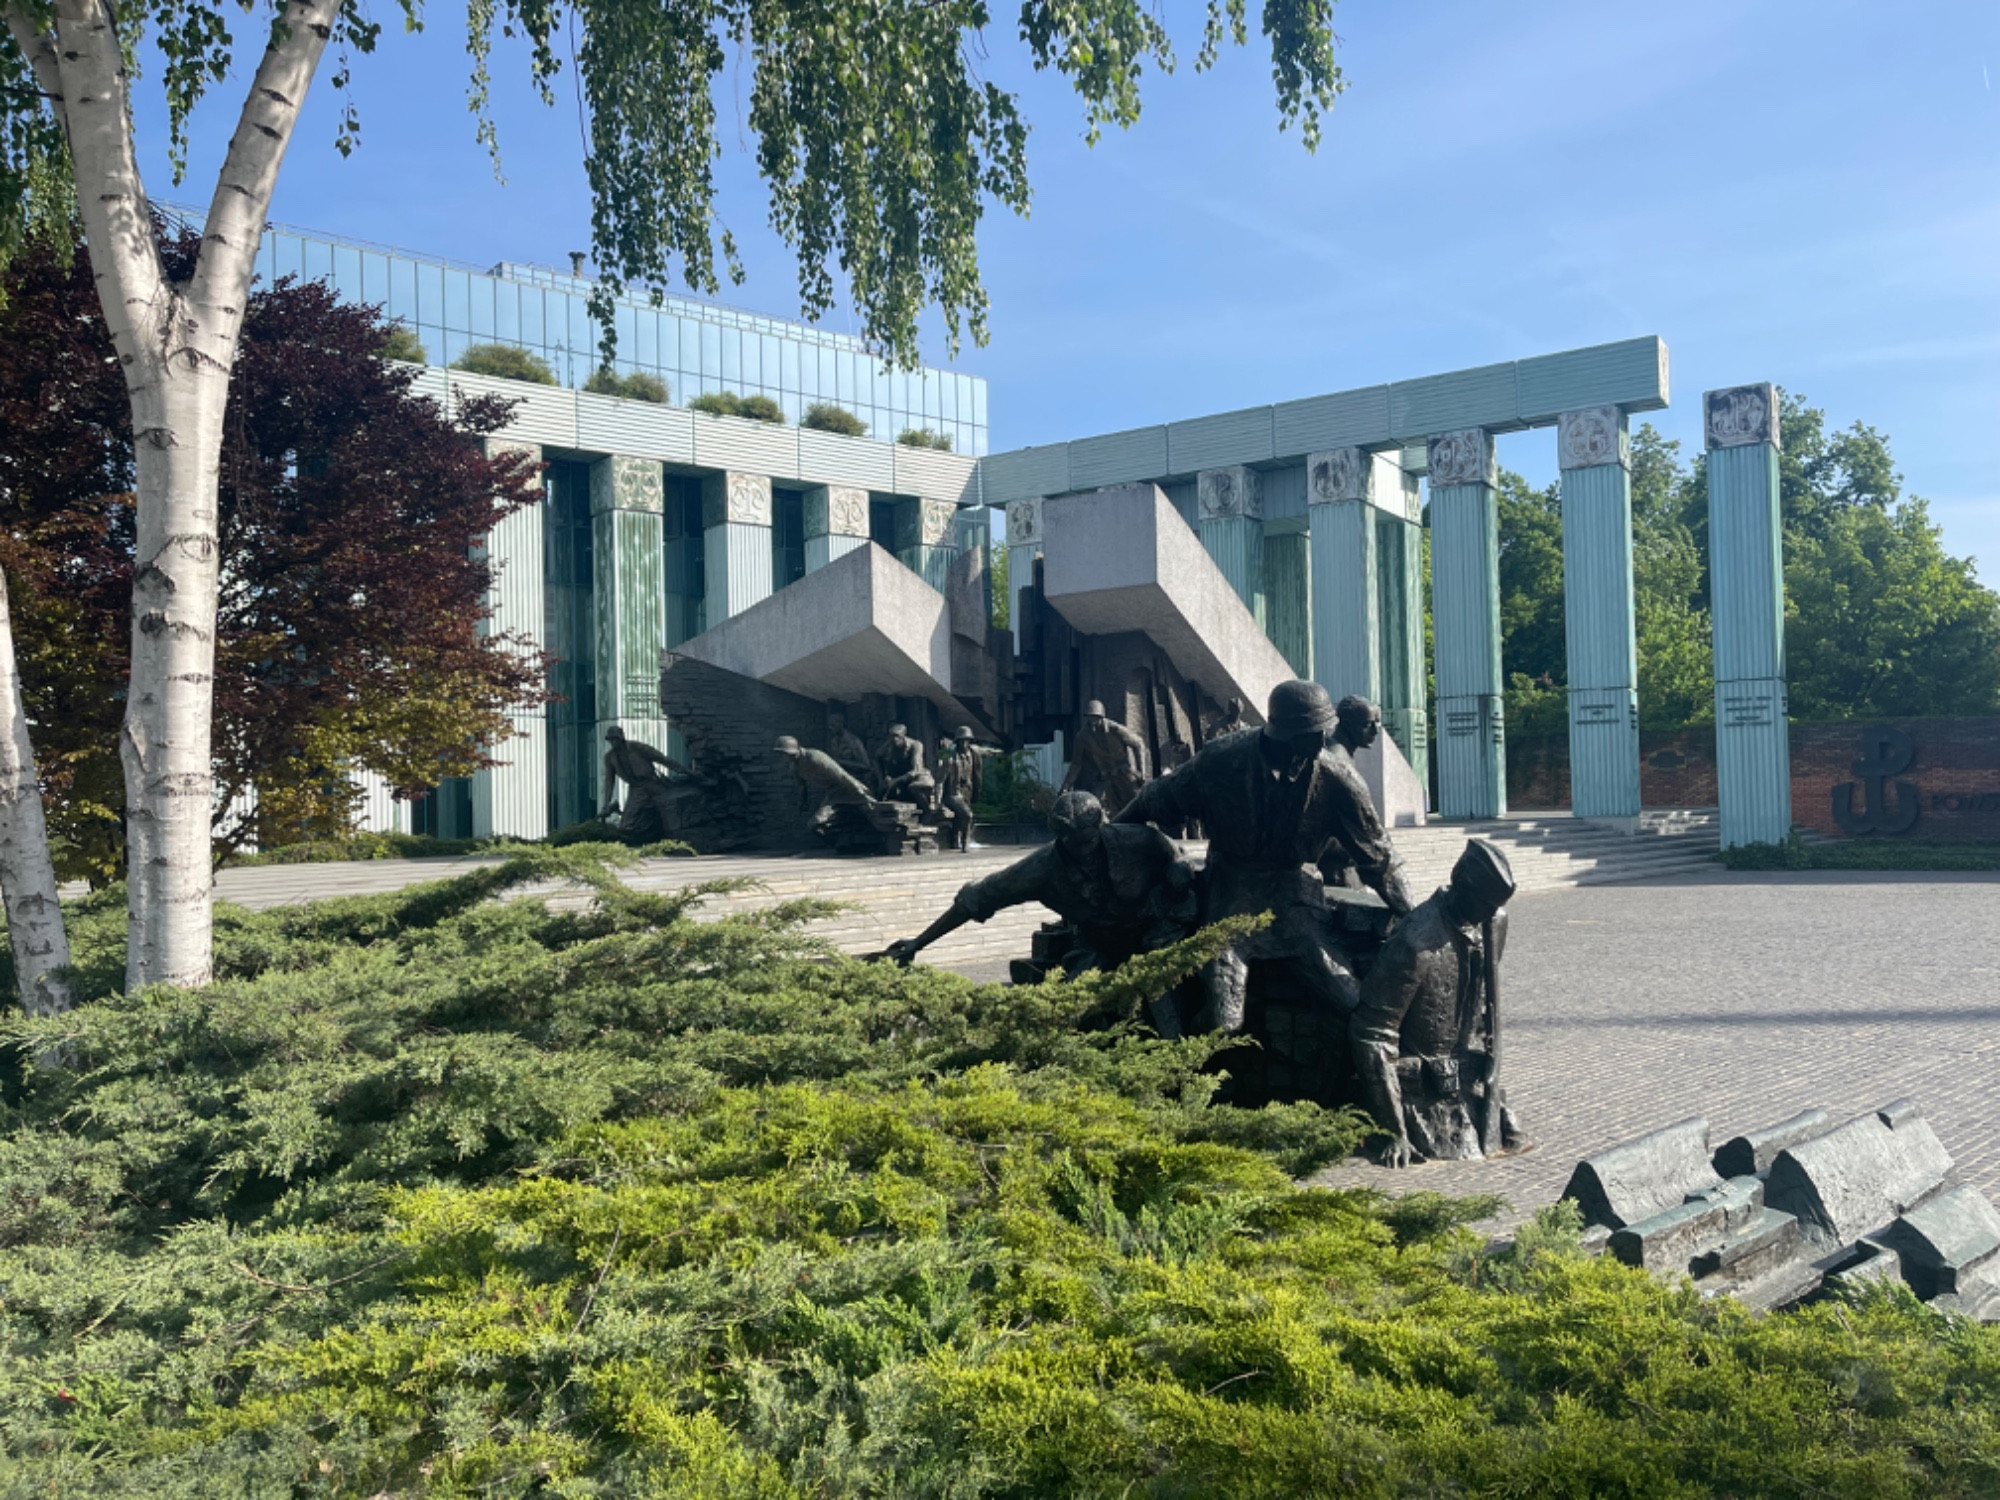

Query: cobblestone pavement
left=958, top=869, right=2000, bottom=1228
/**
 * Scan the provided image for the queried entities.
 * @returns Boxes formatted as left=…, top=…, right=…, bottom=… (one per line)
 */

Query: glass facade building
left=254, top=223, right=990, bottom=457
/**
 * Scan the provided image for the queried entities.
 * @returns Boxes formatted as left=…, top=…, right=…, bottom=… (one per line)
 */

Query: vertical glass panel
left=924, top=370, right=941, bottom=419
left=566, top=291, right=592, bottom=355
left=468, top=275, right=495, bottom=337
left=521, top=286, right=545, bottom=346
left=361, top=251, right=390, bottom=305
left=442, top=328, right=470, bottom=367
left=304, top=236, right=334, bottom=284
left=780, top=338, right=800, bottom=392
left=726, top=327, right=747, bottom=384
left=419, top=323, right=445, bottom=365
left=417, top=263, right=445, bottom=329
left=819, top=346, right=838, bottom=399
left=333, top=245, right=363, bottom=302
left=614, top=301, right=636, bottom=363
left=635, top=308, right=658, bottom=369
left=835, top=350, right=854, bottom=403
left=780, top=391, right=802, bottom=424
left=697, top=321, right=718, bottom=375
left=798, top=347, right=819, bottom=398
left=443, top=269, right=470, bottom=333
left=495, top=281, right=520, bottom=342
left=762, top=334, right=783, bottom=389
left=972, top=378, right=987, bottom=428
left=940, top=372, right=958, bottom=422
left=389, top=257, right=418, bottom=323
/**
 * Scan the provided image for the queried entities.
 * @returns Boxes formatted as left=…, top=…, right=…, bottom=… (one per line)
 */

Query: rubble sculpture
left=936, top=726, right=1001, bottom=853
left=1351, top=837, right=1527, bottom=1166
left=1558, top=1101, right=2000, bottom=1319
left=884, top=790, right=1198, bottom=1030
left=1117, top=678, right=1413, bottom=1034
left=1062, top=699, right=1149, bottom=815
left=825, top=709, right=876, bottom=791
left=600, top=726, right=693, bottom=841
left=875, top=723, right=935, bottom=809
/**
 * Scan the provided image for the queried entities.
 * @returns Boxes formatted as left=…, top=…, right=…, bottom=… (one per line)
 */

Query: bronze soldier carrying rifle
left=773, top=735, right=879, bottom=837
left=875, top=723, right=935, bottom=809
left=1350, top=837, right=1529, bottom=1167
left=1061, top=699, right=1149, bottom=816
left=936, top=726, right=1001, bottom=853
left=883, top=790, right=1197, bottom=1032
left=1116, top=679, right=1413, bottom=1034
left=600, top=726, right=693, bottom=841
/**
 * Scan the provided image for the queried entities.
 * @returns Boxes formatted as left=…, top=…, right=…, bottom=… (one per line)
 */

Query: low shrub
left=801, top=402, right=868, bottom=437
left=1721, top=832, right=2000, bottom=872
left=691, top=391, right=786, bottom=423
left=3, top=849, right=1996, bottom=1495
left=584, top=367, right=671, bottom=403
left=896, top=425, right=953, bottom=450
left=449, top=342, right=558, bottom=385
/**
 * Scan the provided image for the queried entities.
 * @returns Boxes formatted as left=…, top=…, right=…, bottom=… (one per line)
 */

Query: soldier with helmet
left=1352, top=837, right=1529, bottom=1166
left=1116, top=678, right=1414, bottom=1035
left=773, top=734, right=878, bottom=837
left=883, top=790, right=1197, bottom=1022
left=936, top=725, right=1000, bottom=853
left=1061, top=698, right=1150, bottom=816
left=874, top=723, right=935, bottom=809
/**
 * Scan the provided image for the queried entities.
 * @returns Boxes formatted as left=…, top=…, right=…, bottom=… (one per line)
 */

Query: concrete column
left=1559, top=406, right=1642, bottom=831
left=471, top=440, right=548, bottom=840
left=1197, top=465, right=1264, bottom=616
left=1377, top=467, right=1429, bottom=797
left=895, top=497, right=959, bottom=593
left=1004, top=496, right=1043, bottom=650
left=1427, top=427, right=1505, bottom=819
left=1262, top=526, right=1311, bottom=675
left=1307, top=447, right=1382, bottom=703
left=595, top=455, right=671, bottom=763
left=1705, top=384, right=1792, bottom=848
left=702, top=471, right=775, bottom=619
left=804, top=484, right=869, bottom=573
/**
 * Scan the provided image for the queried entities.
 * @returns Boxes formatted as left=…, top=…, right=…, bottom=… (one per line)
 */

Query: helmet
left=1265, top=679, right=1336, bottom=739
left=605, top=725, right=627, bottom=741
left=887, top=722, right=908, bottom=736
left=1082, top=699, right=1107, bottom=718
left=1450, top=838, right=1516, bottom=910
left=1048, top=790, right=1106, bottom=835
left=772, top=735, right=801, bottom=754
left=953, top=725, right=974, bottom=741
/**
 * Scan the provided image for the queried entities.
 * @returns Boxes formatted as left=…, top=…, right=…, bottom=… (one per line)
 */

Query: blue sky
left=138, top=0, right=2000, bottom=577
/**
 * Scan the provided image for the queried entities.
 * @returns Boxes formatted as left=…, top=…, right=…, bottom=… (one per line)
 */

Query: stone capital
left=1197, top=465, right=1263, bottom=521
left=920, top=498, right=957, bottom=547
left=1558, top=406, right=1630, bottom=471
left=1307, top=447, right=1372, bottom=505
left=1426, top=429, right=1494, bottom=488
left=482, top=439, right=542, bottom=465
left=804, top=485, right=869, bottom=540
left=701, top=470, right=773, bottom=529
left=590, top=454, right=664, bottom=516
left=1005, top=496, right=1044, bottom=548
left=1704, top=384, right=1779, bottom=451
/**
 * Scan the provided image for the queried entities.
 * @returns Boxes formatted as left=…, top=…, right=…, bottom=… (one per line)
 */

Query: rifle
left=1479, top=912, right=1506, bottom=1156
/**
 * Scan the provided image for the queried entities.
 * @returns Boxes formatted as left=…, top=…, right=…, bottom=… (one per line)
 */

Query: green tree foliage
left=1629, top=426, right=1716, bottom=728
left=690, top=390, right=787, bottom=422
left=374, top=321, right=428, bottom=364
left=989, top=535, right=1010, bottom=629
left=3, top=851, right=1998, bottom=1493
left=898, top=426, right=955, bottom=450
left=1495, top=473, right=1567, bottom=738
left=583, top=366, right=671, bottom=403
left=801, top=401, right=868, bottom=437
left=451, top=341, right=559, bottom=384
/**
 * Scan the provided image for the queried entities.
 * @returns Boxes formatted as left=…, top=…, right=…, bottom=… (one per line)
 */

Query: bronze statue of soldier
left=825, top=708, right=876, bottom=791
left=936, top=725, right=999, bottom=853
left=600, top=725, right=693, bottom=841
left=875, top=723, right=935, bottom=809
left=884, top=790, right=1197, bottom=1030
left=1061, top=698, right=1149, bottom=815
left=1117, top=679, right=1413, bottom=1034
left=1318, top=694, right=1394, bottom=890
left=773, top=735, right=878, bottom=839
left=1351, top=837, right=1529, bottom=1167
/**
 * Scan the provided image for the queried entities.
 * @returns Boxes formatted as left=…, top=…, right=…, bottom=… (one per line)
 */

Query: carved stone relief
left=1705, top=384, right=1779, bottom=451
left=701, top=470, right=774, bottom=529
left=920, top=498, right=957, bottom=547
left=1307, top=447, right=1370, bottom=505
left=1426, top=429, right=1494, bottom=488
left=804, top=485, right=870, bottom=538
left=1558, top=406, right=1630, bottom=471
left=590, top=454, right=664, bottom=515
left=1197, top=465, right=1263, bottom=521
left=1006, top=497, right=1044, bottom=548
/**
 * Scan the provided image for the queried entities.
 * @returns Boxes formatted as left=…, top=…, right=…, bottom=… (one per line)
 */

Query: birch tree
left=0, top=0, right=1344, bottom=993
left=0, top=566, right=69, bottom=1016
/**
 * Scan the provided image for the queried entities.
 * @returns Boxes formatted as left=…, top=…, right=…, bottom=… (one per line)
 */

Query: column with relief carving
left=896, top=497, right=959, bottom=593
left=1197, top=465, right=1264, bottom=618
left=1705, top=384, right=1792, bottom=847
left=1559, top=406, right=1642, bottom=830
left=702, top=471, right=775, bottom=619
left=1307, top=447, right=1382, bottom=704
left=1428, top=428, right=1506, bottom=819
left=470, top=440, right=549, bottom=839
left=804, top=484, right=869, bottom=573
left=1005, top=497, right=1043, bottom=651
left=595, top=454, right=671, bottom=762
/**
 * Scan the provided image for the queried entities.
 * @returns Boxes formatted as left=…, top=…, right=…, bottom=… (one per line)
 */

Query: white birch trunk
left=0, top=569, right=71, bottom=1018
left=6, top=0, right=337, bottom=991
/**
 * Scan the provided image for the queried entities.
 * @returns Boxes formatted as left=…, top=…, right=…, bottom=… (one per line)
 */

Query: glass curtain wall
left=662, top=478, right=707, bottom=649
left=255, top=226, right=991, bottom=456
left=544, top=461, right=598, bottom=831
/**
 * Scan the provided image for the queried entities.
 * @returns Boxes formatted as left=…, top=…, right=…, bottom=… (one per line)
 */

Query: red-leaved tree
left=0, top=224, right=545, bottom=885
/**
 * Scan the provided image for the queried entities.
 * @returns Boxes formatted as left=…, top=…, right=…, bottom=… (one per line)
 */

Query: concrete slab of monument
left=1041, top=484, right=1293, bottom=725
left=1355, top=732, right=1427, bottom=828
left=673, top=542, right=994, bottom=734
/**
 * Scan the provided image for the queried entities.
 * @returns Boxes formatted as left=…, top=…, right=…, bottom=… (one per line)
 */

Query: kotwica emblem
left=1831, top=725, right=1920, bottom=836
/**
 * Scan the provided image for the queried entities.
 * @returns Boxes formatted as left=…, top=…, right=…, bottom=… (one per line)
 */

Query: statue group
left=885, top=679, right=1530, bottom=1169
left=773, top=716, right=1002, bottom=856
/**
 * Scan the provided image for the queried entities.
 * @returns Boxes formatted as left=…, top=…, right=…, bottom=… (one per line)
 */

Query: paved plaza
left=960, top=867, right=2000, bottom=1225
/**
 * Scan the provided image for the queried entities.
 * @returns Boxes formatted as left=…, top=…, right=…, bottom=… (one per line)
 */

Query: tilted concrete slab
left=1041, top=485, right=1294, bottom=724
left=673, top=543, right=992, bottom=733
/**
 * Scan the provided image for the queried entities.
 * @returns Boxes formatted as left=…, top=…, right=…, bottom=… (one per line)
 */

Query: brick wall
left=1507, top=714, right=2000, bottom=840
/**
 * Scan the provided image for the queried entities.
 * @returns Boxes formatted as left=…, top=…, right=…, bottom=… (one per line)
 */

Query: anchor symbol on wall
left=1830, top=725, right=1920, bottom=836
